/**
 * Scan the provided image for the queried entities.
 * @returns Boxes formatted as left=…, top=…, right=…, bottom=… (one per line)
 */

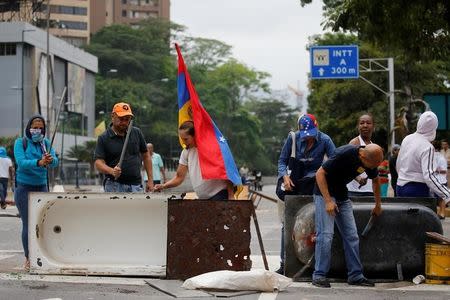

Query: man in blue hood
left=14, top=115, right=58, bottom=271
left=0, top=146, right=14, bottom=209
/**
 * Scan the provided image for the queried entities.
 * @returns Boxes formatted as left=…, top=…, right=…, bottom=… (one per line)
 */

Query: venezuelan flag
left=175, top=44, right=241, bottom=186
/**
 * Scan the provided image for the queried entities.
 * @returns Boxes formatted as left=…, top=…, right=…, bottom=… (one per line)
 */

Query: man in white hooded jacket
left=396, top=111, right=450, bottom=205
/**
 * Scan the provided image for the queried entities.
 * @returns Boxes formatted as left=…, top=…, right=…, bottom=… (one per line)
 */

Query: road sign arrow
left=318, top=68, right=324, bottom=76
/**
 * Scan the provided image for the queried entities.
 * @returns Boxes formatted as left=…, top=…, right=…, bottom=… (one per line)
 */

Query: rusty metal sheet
left=167, top=200, right=253, bottom=279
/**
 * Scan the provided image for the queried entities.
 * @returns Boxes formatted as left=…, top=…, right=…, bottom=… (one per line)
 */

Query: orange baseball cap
left=112, top=102, right=134, bottom=117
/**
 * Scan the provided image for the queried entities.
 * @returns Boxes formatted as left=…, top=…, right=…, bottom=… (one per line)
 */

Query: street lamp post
left=21, top=28, right=35, bottom=134
left=46, top=0, right=51, bottom=139
left=66, top=102, right=80, bottom=189
left=105, top=69, right=118, bottom=114
left=74, top=126, right=80, bottom=189
left=59, top=112, right=66, bottom=183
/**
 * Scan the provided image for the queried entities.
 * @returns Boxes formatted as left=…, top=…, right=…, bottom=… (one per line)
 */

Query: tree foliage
left=66, top=140, right=98, bottom=177
left=306, top=33, right=450, bottom=148
left=84, top=19, right=298, bottom=174
left=301, top=0, right=450, bottom=61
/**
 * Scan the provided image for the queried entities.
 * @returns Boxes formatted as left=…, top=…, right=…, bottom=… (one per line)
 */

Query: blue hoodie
left=0, top=147, right=8, bottom=158
left=14, top=115, right=58, bottom=186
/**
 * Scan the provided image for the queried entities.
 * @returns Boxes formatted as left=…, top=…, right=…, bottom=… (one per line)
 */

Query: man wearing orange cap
left=94, top=102, right=153, bottom=192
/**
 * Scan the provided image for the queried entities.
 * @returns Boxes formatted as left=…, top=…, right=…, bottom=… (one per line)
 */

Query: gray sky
left=170, top=0, right=325, bottom=94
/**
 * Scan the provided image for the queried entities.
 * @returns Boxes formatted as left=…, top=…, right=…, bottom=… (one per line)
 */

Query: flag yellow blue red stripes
left=175, top=44, right=241, bottom=185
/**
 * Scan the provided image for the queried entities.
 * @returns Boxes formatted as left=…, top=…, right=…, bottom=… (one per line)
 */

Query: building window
left=122, top=10, right=127, bottom=17
left=59, top=21, right=88, bottom=30
left=49, top=5, right=88, bottom=16
left=0, top=43, right=17, bottom=56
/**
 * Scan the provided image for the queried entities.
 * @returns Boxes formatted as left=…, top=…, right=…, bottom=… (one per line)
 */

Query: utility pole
left=46, top=0, right=51, bottom=138
left=21, top=27, right=35, bottom=134
left=388, top=58, right=395, bottom=148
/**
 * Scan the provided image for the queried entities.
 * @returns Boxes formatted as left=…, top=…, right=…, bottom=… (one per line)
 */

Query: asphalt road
left=0, top=185, right=448, bottom=299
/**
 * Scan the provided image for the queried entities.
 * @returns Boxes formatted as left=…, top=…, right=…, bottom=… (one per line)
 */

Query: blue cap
left=298, top=114, right=318, bottom=139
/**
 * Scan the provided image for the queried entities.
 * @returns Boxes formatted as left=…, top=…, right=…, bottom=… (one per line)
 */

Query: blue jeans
left=15, top=183, right=48, bottom=259
left=209, top=189, right=228, bottom=200
left=0, top=178, right=8, bottom=204
left=313, top=195, right=365, bottom=282
left=104, top=178, right=143, bottom=192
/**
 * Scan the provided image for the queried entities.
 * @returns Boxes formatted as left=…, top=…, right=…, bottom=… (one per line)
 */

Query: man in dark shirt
left=94, top=102, right=153, bottom=192
left=312, top=144, right=383, bottom=288
left=275, top=114, right=336, bottom=274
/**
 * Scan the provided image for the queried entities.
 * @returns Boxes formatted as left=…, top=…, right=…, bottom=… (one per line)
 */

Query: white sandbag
left=182, top=269, right=292, bottom=292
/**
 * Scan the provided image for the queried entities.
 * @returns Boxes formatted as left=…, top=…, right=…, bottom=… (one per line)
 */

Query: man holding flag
left=154, top=121, right=234, bottom=199
left=154, top=44, right=241, bottom=199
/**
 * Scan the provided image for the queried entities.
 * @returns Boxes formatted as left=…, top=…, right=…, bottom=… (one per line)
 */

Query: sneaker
left=312, top=278, right=331, bottom=288
left=0, top=202, right=6, bottom=209
left=348, top=278, right=375, bottom=287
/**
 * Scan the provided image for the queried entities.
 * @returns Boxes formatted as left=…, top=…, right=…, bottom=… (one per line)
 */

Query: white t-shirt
left=179, top=147, right=228, bottom=199
left=347, top=135, right=373, bottom=193
left=0, top=157, right=12, bottom=179
left=434, top=151, right=447, bottom=184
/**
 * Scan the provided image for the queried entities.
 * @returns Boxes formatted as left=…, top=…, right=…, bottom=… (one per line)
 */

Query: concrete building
left=45, top=0, right=91, bottom=46
left=90, top=0, right=170, bottom=34
left=0, top=0, right=90, bottom=47
left=0, top=0, right=170, bottom=46
left=0, top=22, right=98, bottom=152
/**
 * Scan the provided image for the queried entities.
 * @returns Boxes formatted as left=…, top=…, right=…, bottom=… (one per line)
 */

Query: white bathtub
left=29, top=192, right=168, bottom=276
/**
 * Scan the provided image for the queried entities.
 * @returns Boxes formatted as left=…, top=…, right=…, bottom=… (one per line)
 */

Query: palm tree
left=66, top=140, right=97, bottom=178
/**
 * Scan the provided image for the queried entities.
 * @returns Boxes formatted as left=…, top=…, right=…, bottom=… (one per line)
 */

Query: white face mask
left=30, top=128, right=44, bottom=142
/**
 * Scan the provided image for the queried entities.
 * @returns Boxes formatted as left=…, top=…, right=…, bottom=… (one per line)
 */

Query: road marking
left=0, top=250, right=23, bottom=253
left=0, top=272, right=148, bottom=286
left=258, top=291, right=278, bottom=300
left=0, top=255, right=14, bottom=261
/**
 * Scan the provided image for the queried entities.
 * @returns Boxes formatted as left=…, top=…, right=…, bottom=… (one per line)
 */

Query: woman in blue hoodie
left=14, top=115, right=58, bottom=270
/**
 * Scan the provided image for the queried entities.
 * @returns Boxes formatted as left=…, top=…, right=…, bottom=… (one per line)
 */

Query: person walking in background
left=313, top=144, right=384, bottom=288
left=0, top=146, right=14, bottom=209
left=396, top=111, right=450, bottom=207
left=94, top=102, right=153, bottom=193
left=275, top=113, right=336, bottom=274
left=432, top=140, right=447, bottom=219
left=239, top=164, right=249, bottom=184
left=347, top=113, right=375, bottom=196
left=440, top=139, right=450, bottom=167
left=154, top=121, right=234, bottom=200
left=143, top=143, right=166, bottom=190
left=440, top=139, right=450, bottom=185
left=378, top=156, right=389, bottom=197
left=388, top=144, right=400, bottom=196
left=14, top=115, right=58, bottom=271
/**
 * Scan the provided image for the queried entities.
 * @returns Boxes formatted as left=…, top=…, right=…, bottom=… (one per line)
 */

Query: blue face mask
left=30, top=128, right=44, bottom=143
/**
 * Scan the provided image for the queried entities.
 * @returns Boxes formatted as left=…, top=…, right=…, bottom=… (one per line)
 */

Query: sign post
left=310, top=45, right=359, bottom=80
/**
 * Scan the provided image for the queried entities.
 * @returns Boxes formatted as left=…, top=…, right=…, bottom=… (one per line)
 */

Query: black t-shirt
left=314, top=144, right=378, bottom=201
left=94, top=125, right=147, bottom=185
